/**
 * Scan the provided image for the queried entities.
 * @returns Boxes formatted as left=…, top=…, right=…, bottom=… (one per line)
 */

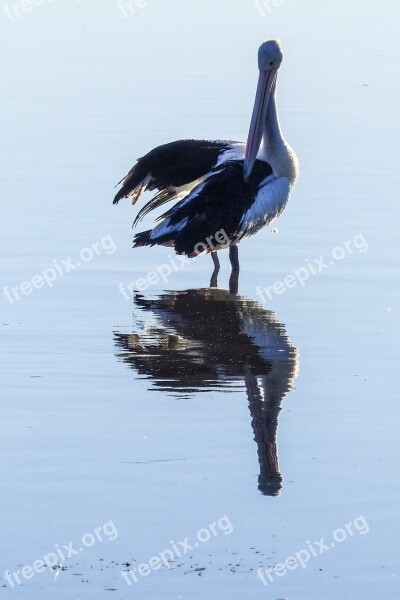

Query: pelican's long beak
left=243, top=69, right=277, bottom=180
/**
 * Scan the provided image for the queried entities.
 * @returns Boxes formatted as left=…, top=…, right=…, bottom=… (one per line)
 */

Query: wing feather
left=113, top=139, right=235, bottom=209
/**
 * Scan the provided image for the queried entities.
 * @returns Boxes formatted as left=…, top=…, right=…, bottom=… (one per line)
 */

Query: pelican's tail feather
left=133, top=229, right=153, bottom=248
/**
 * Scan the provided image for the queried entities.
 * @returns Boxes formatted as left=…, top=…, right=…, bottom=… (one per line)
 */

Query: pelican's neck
left=259, top=84, right=298, bottom=184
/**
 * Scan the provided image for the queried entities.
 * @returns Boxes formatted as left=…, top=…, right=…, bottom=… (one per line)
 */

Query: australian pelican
left=114, top=289, right=299, bottom=496
left=114, top=40, right=298, bottom=293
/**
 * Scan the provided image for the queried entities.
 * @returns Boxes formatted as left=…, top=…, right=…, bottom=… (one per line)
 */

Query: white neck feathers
left=258, top=84, right=298, bottom=185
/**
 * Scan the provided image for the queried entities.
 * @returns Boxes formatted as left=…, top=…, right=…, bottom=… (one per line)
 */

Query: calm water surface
left=1, top=0, right=399, bottom=598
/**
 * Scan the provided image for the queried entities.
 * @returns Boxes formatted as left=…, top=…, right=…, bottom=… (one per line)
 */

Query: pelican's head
left=244, top=40, right=283, bottom=180
left=258, top=39, right=284, bottom=72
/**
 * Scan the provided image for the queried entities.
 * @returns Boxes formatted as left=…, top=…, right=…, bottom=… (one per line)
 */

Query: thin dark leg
left=210, top=251, right=220, bottom=288
left=229, top=245, right=240, bottom=294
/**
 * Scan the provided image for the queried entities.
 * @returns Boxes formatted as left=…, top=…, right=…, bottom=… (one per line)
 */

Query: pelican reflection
left=114, top=289, right=299, bottom=496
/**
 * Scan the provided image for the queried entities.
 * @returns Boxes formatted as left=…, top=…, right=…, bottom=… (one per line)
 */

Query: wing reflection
left=114, top=289, right=299, bottom=496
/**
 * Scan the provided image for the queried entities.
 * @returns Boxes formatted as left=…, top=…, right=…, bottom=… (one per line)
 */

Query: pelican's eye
left=269, top=60, right=274, bottom=67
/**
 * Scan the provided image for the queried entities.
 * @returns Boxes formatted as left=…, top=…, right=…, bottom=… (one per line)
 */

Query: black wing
left=113, top=140, right=235, bottom=221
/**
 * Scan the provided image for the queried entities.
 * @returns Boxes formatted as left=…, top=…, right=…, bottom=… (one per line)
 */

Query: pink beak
left=244, top=68, right=278, bottom=180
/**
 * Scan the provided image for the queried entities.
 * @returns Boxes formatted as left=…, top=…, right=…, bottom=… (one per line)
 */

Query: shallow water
left=1, top=0, right=399, bottom=598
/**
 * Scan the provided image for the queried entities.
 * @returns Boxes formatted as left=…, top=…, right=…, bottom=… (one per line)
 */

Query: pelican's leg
left=210, top=251, right=220, bottom=288
left=229, top=245, right=240, bottom=294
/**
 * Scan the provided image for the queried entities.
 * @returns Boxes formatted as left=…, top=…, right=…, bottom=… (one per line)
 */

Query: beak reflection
left=114, top=288, right=299, bottom=496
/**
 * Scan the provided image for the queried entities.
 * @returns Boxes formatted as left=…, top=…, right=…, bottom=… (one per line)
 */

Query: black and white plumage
left=114, top=40, right=298, bottom=293
left=114, top=289, right=299, bottom=496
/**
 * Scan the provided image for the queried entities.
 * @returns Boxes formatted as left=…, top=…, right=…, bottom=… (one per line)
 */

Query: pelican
left=114, top=40, right=298, bottom=293
left=114, top=289, right=299, bottom=496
